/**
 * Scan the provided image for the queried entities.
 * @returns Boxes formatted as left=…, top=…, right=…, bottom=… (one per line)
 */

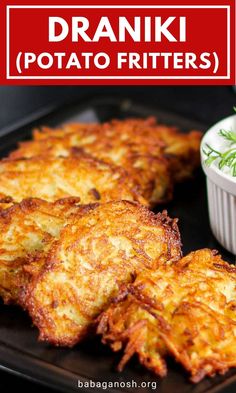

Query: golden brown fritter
left=9, top=117, right=202, bottom=205
left=98, top=249, right=236, bottom=383
left=0, top=197, right=81, bottom=304
left=152, top=124, right=202, bottom=183
left=21, top=201, right=182, bottom=347
left=0, top=154, right=145, bottom=206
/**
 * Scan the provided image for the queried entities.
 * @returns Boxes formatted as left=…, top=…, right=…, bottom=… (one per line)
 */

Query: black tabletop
left=0, top=85, right=235, bottom=393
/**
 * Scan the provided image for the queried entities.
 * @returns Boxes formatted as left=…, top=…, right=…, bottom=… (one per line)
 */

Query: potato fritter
left=21, top=201, right=182, bottom=347
left=9, top=117, right=202, bottom=205
left=0, top=197, right=81, bottom=304
left=97, top=249, right=236, bottom=383
left=0, top=154, right=145, bottom=205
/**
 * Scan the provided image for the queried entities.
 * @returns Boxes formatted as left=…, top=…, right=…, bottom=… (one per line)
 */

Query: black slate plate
left=0, top=96, right=235, bottom=393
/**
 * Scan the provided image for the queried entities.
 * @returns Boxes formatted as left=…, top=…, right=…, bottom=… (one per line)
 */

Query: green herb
left=204, top=109, right=236, bottom=177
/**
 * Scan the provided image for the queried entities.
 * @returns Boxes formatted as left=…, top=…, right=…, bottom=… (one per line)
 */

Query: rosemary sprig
left=204, top=109, right=236, bottom=177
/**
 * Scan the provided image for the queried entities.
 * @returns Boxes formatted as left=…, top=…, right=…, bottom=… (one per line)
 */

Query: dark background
left=0, top=85, right=235, bottom=393
left=0, top=86, right=235, bottom=129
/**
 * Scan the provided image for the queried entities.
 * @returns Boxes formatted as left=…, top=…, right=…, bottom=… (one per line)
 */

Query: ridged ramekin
left=201, top=114, right=236, bottom=255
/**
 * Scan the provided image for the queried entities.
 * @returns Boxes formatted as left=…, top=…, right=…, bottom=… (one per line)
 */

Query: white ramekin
left=201, top=114, right=236, bottom=255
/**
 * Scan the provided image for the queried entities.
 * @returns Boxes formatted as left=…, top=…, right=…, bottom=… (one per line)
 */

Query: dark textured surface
left=0, top=87, right=235, bottom=393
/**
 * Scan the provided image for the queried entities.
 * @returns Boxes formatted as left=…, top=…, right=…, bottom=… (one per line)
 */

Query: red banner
left=0, top=1, right=235, bottom=84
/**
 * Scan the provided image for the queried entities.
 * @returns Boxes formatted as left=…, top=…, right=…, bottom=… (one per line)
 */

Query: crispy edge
left=20, top=202, right=182, bottom=346
left=97, top=249, right=236, bottom=382
left=0, top=197, right=82, bottom=304
left=0, top=153, right=148, bottom=206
